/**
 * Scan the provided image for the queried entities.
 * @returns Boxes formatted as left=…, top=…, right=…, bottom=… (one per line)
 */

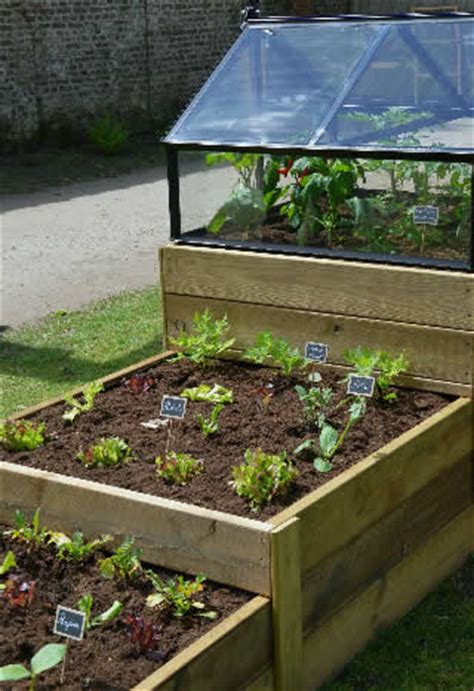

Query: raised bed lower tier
left=1, top=352, right=472, bottom=689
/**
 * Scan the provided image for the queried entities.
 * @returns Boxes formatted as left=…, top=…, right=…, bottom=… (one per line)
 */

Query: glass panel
left=166, top=18, right=474, bottom=153
left=178, top=150, right=472, bottom=269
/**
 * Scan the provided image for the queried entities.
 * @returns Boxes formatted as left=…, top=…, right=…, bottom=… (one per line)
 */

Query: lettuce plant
left=146, top=571, right=216, bottom=619
left=244, top=332, right=309, bottom=376
left=230, top=449, right=298, bottom=512
left=181, top=383, right=233, bottom=404
left=99, top=537, right=142, bottom=581
left=63, top=381, right=104, bottom=422
left=343, top=347, right=409, bottom=401
left=155, top=452, right=204, bottom=485
left=197, top=404, right=223, bottom=438
left=124, top=615, right=162, bottom=658
left=0, top=420, right=46, bottom=451
left=170, top=310, right=235, bottom=366
left=77, top=437, right=133, bottom=468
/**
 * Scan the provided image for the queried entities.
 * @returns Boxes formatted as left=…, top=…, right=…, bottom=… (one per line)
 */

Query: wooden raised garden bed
left=1, top=335, right=472, bottom=689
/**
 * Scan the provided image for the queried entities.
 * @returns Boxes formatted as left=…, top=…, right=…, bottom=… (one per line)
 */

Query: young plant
left=77, top=437, right=133, bottom=468
left=1, top=575, right=36, bottom=608
left=0, top=643, right=67, bottom=689
left=343, top=347, right=409, bottom=401
left=170, top=310, right=235, bottom=366
left=244, top=331, right=309, bottom=376
left=124, top=373, right=157, bottom=394
left=146, top=571, right=216, bottom=619
left=0, top=551, right=17, bottom=581
left=251, top=383, right=274, bottom=413
left=88, top=113, right=128, bottom=155
left=77, top=594, right=123, bottom=630
left=181, top=383, right=233, bottom=404
left=295, top=384, right=334, bottom=428
left=197, top=404, right=224, bottom=438
left=230, top=448, right=298, bottom=512
left=6, top=509, right=50, bottom=547
left=124, top=615, right=162, bottom=659
left=0, top=420, right=46, bottom=451
left=98, top=537, right=142, bottom=581
left=51, top=531, right=112, bottom=562
left=155, top=452, right=204, bottom=485
left=295, top=398, right=366, bottom=472
left=63, top=381, right=104, bottom=422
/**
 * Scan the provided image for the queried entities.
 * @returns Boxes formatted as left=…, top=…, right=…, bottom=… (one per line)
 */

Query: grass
left=1, top=287, right=472, bottom=688
left=0, top=286, right=162, bottom=418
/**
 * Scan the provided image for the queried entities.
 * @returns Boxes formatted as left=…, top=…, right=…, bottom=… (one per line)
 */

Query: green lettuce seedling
left=244, top=331, right=309, bottom=376
left=170, top=310, right=235, bottom=366
left=77, top=594, right=123, bottom=630
left=0, top=643, right=67, bottom=689
left=230, top=448, right=298, bottom=512
left=146, top=570, right=216, bottom=619
left=0, top=551, right=17, bottom=589
left=77, top=437, right=133, bottom=468
left=197, top=404, right=224, bottom=438
left=63, top=381, right=104, bottom=422
left=6, top=509, right=51, bottom=548
left=181, top=383, right=233, bottom=404
left=0, top=420, right=46, bottom=451
left=156, top=452, right=204, bottom=485
left=343, top=347, right=409, bottom=401
left=98, top=537, right=142, bottom=581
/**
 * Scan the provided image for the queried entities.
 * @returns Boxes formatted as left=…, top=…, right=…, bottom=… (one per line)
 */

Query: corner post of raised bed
left=271, top=516, right=303, bottom=691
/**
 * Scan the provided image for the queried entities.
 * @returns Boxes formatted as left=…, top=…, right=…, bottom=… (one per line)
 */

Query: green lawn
left=1, top=286, right=472, bottom=688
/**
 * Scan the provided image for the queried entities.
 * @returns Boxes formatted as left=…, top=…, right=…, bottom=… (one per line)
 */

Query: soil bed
left=0, top=359, right=451, bottom=520
left=0, top=531, right=251, bottom=690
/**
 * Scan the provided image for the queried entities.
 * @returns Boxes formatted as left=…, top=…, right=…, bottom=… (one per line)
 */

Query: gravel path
left=1, top=158, right=235, bottom=328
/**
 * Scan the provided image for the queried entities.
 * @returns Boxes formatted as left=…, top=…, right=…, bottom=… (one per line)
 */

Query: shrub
left=88, top=114, right=128, bottom=155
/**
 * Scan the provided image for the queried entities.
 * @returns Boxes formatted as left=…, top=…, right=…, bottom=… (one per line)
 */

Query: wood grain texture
left=269, top=398, right=472, bottom=573
left=161, top=246, right=473, bottom=330
left=302, top=507, right=473, bottom=689
left=134, top=596, right=272, bottom=691
left=0, top=463, right=272, bottom=594
left=270, top=518, right=303, bottom=691
left=164, top=293, right=473, bottom=385
left=301, top=457, right=472, bottom=630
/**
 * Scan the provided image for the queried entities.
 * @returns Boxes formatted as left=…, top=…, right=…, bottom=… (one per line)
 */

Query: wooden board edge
left=132, top=596, right=271, bottom=691
left=159, top=247, right=170, bottom=350
left=268, top=397, right=471, bottom=528
left=5, top=350, right=176, bottom=421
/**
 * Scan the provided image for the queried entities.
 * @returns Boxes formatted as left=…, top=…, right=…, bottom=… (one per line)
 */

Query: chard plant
left=6, top=509, right=50, bottom=548
left=197, top=404, right=223, bottom=438
left=76, top=594, right=123, bottom=630
left=170, top=310, right=235, bottom=366
left=146, top=571, right=216, bottom=619
left=244, top=331, right=309, bottom=376
left=77, top=437, right=133, bottom=468
left=155, top=452, right=204, bottom=485
left=99, top=537, right=142, bottom=581
left=295, top=398, right=366, bottom=472
left=0, top=420, right=46, bottom=451
left=0, top=643, right=67, bottom=689
left=63, top=381, right=104, bottom=423
left=181, top=383, right=233, bottom=404
left=51, top=531, right=112, bottom=562
left=343, top=347, right=409, bottom=401
left=230, top=449, right=298, bottom=512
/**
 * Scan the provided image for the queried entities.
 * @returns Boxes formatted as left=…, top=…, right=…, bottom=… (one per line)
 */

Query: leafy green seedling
left=0, top=643, right=67, bottom=689
left=63, top=381, right=104, bottom=422
left=51, top=531, right=112, bottom=562
left=0, top=420, right=46, bottom=451
left=230, top=448, right=298, bottom=512
left=170, top=310, right=235, bottom=366
left=343, top=347, right=409, bottom=401
left=181, top=383, right=233, bottom=404
left=197, top=404, right=224, bottom=438
left=0, top=551, right=17, bottom=589
left=155, top=452, right=204, bottom=485
left=295, top=384, right=334, bottom=428
left=244, top=331, right=309, bottom=376
left=146, top=570, right=216, bottom=619
left=295, top=398, right=366, bottom=472
left=77, top=437, right=133, bottom=468
left=77, top=594, right=123, bottom=630
left=6, top=509, right=51, bottom=547
left=98, top=537, right=142, bottom=581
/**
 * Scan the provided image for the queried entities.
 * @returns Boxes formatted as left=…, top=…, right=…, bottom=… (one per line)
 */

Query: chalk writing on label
left=160, top=395, right=187, bottom=419
left=413, top=206, right=439, bottom=225
left=54, top=605, right=86, bottom=641
left=347, top=374, right=375, bottom=398
left=305, top=342, right=329, bottom=363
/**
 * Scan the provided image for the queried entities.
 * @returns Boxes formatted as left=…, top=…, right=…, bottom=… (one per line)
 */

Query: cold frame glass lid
left=165, top=17, right=474, bottom=154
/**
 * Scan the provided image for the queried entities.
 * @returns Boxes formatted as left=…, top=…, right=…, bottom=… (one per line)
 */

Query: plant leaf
left=30, top=643, right=67, bottom=676
left=0, top=550, right=17, bottom=576
left=91, top=600, right=123, bottom=627
left=0, top=664, right=31, bottom=682
left=319, top=425, right=339, bottom=456
left=294, top=439, right=314, bottom=455
left=314, top=457, right=333, bottom=473
left=146, top=592, right=166, bottom=608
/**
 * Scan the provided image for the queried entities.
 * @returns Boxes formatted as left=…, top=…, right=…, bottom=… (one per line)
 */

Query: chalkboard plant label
left=305, top=342, right=329, bottom=363
left=160, top=395, right=187, bottom=420
left=54, top=605, right=86, bottom=641
left=413, top=206, right=439, bottom=225
left=347, top=374, right=375, bottom=397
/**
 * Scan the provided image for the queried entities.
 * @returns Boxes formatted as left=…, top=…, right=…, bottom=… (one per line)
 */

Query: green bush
left=88, top=114, right=128, bottom=155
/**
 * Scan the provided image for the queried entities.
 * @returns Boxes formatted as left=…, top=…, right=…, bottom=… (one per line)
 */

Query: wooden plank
left=161, top=245, right=473, bottom=330
left=270, top=518, right=303, bottom=691
left=5, top=351, right=175, bottom=422
left=302, top=507, right=473, bottom=689
left=269, top=398, right=472, bottom=574
left=164, top=293, right=473, bottom=385
left=0, top=462, right=272, bottom=595
left=134, top=596, right=272, bottom=691
left=301, top=456, right=472, bottom=630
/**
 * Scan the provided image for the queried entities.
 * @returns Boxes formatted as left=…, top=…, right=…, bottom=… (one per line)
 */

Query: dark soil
left=0, top=358, right=451, bottom=520
left=0, top=532, right=251, bottom=690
